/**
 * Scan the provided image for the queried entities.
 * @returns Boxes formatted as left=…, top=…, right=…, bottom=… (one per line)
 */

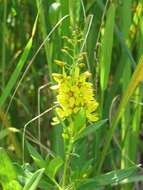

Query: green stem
left=62, top=137, right=73, bottom=189
left=53, top=179, right=63, bottom=190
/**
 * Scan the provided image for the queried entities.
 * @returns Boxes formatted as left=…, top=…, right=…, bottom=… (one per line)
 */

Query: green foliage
left=0, top=15, right=38, bottom=108
left=23, top=168, right=45, bottom=190
left=77, top=166, right=140, bottom=189
left=45, top=157, right=63, bottom=180
left=0, top=0, right=143, bottom=190
left=100, top=2, right=116, bottom=91
left=0, top=148, right=22, bottom=190
left=75, top=119, right=107, bottom=141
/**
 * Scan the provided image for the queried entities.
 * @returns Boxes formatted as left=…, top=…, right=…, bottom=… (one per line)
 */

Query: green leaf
left=100, top=3, right=116, bottom=91
left=73, top=108, right=86, bottom=131
left=23, top=168, right=45, bottom=190
left=38, top=178, right=54, bottom=190
left=27, top=142, right=46, bottom=169
left=0, top=38, right=32, bottom=108
left=27, top=142, right=43, bottom=160
left=77, top=165, right=140, bottom=189
left=49, top=2, right=61, bottom=26
left=75, top=119, right=107, bottom=141
left=0, top=14, right=38, bottom=108
left=119, top=175, right=143, bottom=185
left=4, top=180, right=22, bottom=190
left=45, top=157, right=63, bottom=180
left=0, top=148, right=16, bottom=182
left=0, top=148, right=22, bottom=190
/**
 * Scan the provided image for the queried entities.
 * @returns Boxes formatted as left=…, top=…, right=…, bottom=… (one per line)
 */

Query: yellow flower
left=51, top=66, right=99, bottom=125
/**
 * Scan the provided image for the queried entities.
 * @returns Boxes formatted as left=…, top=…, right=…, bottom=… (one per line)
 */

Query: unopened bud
left=54, top=59, right=65, bottom=67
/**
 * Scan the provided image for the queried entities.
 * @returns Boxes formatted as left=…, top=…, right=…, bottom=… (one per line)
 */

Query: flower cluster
left=51, top=66, right=98, bottom=125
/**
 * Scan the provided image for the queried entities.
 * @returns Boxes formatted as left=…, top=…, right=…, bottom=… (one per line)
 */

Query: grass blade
left=0, top=15, right=38, bottom=109
left=100, top=2, right=116, bottom=92
left=97, top=55, right=143, bottom=173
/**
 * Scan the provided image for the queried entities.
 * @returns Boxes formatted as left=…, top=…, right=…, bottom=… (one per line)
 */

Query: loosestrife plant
left=50, top=51, right=99, bottom=189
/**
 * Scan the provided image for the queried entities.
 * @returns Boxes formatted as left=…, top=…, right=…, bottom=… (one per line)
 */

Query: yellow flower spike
left=51, top=65, right=99, bottom=125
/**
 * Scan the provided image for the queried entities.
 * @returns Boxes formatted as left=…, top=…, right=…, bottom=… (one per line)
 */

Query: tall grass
left=0, top=0, right=143, bottom=189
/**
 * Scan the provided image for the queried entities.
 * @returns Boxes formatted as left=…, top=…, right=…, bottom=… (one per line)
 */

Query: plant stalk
left=62, top=137, right=73, bottom=189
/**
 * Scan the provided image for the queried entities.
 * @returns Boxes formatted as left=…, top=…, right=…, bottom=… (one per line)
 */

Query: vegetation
left=0, top=0, right=143, bottom=189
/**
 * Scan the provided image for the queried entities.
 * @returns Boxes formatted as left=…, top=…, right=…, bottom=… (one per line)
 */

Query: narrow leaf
left=27, top=142, right=43, bottom=160
left=0, top=38, right=32, bottom=108
left=75, top=119, right=107, bottom=141
left=0, top=14, right=38, bottom=108
left=23, top=168, right=45, bottom=190
left=27, top=142, right=46, bottom=169
left=100, top=3, right=116, bottom=91
left=45, top=157, right=63, bottom=180
left=77, top=165, right=140, bottom=189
